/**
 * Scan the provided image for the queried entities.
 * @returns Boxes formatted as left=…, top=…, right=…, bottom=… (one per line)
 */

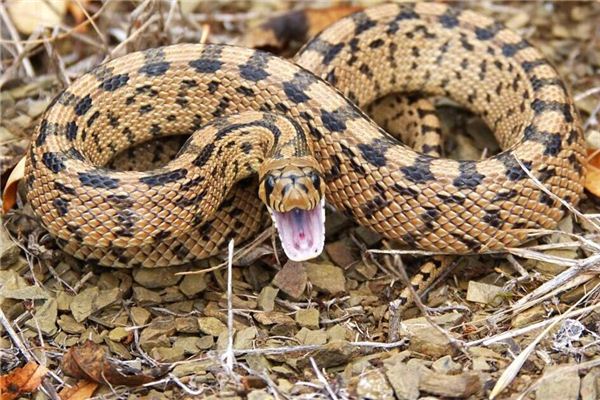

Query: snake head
left=258, top=157, right=326, bottom=262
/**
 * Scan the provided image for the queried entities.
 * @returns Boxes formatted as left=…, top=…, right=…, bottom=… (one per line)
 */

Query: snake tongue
left=271, top=200, right=325, bottom=262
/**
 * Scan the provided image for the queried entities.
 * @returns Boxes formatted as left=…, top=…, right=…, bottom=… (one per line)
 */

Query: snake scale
left=26, top=3, right=586, bottom=268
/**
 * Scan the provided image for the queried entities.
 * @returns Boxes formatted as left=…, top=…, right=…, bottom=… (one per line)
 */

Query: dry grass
left=1, top=1, right=599, bottom=399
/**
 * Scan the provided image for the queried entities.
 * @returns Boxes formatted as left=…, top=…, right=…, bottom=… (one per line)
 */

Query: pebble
left=295, top=308, right=320, bottom=329
left=198, top=317, right=227, bottom=336
left=272, top=261, right=307, bottom=299
left=305, top=262, right=346, bottom=294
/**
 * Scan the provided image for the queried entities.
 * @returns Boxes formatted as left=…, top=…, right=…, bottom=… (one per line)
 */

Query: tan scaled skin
left=26, top=3, right=586, bottom=268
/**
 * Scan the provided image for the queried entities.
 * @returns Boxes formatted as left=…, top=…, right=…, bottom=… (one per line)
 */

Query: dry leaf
left=66, top=0, right=92, bottom=29
left=585, top=149, right=600, bottom=198
left=6, top=0, right=67, bottom=35
left=241, top=5, right=362, bottom=50
left=59, top=380, right=98, bottom=400
left=61, top=341, right=165, bottom=387
left=2, top=156, right=25, bottom=214
left=0, top=361, right=48, bottom=400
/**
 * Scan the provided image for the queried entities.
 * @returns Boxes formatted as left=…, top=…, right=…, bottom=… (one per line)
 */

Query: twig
left=310, top=357, right=339, bottom=400
left=221, top=239, right=236, bottom=374
left=108, top=14, right=159, bottom=59
left=489, top=290, right=599, bottom=399
left=391, top=254, right=468, bottom=356
left=0, top=308, right=32, bottom=361
left=468, top=295, right=600, bottom=348
left=515, top=156, right=600, bottom=232
left=73, top=0, right=109, bottom=54
left=0, top=3, right=35, bottom=77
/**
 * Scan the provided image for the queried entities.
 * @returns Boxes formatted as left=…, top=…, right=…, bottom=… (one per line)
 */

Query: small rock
left=172, top=360, right=214, bottom=377
left=133, top=266, right=184, bottom=288
left=536, top=366, right=580, bottom=400
left=305, top=262, right=346, bottom=294
left=535, top=249, right=578, bottom=274
left=57, top=314, right=85, bottom=334
left=301, top=341, right=354, bottom=369
left=130, top=306, right=151, bottom=325
left=326, top=325, right=348, bottom=342
left=354, top=226, right=382, bottom=247
left=162, top=286, right=186, bottom=303
left=295, top=308, right=319, bottom=329
left=70, top=287, right=120, bottom=322
left=175, top=316, right=200, bottom=333
left=198, top=317, right=227, bottom=336
left=356, top=369, right=395, bottom=400
left=247, top=390, right=274, bottom=400
left=197, top=335, right=214, bottom=350
left=150, top=346, right=185, bottom=362
left=272, top=261, right=307, bottom=299
left=407, top=327, right=459, bottom=358
left=108, top=327, right=129, bottom=342
left=0, top=225, right=19, bottom=266
left=140, top=317, right=176, bottom=351
left=106, top=339, right=132, bottom=360
left=355, top=261, right=378, bottom=279
left=432, top=355, right=462, bottom=375
left=132, top=286, right=162, bottom=305
left=325, top=239, right=356, bottom=268
left=234, top=326, right=258, bottom=349
left=401, top=312, right=463, bottom=331
left=295, top=328, right=327, bottom=345
left=179, top=274, right=207, bottom=297
left=385, top=363, right=420, bottom=400
left=25, top=298, right=57, bottom=335
left=173, top=337, right=203, bottom=355
left=511, top=305, right=547, bottom=328
left=56, top=291, right=73, bottom=311
left=472, top=357, right=491, bottom=371
left=580, top=368, right=600, bottom=400
left=419, top=369, right=481, bottom=398
left=257, top=286, right=278, bottom=311
left=254, top=311, right=295, bottom=326
left=466, top=281, right=505, bottom=305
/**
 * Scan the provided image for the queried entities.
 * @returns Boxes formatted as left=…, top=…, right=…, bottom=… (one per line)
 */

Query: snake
left=25, top=3, right=586, bottom=268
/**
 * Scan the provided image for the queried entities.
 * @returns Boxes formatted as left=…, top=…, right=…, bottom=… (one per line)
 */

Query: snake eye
left=264, top=175, right=275, bottom=196
left=310, top=172, right=321, bottom=193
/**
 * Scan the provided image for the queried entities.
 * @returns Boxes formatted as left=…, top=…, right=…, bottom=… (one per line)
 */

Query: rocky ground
left=1, top=1, right=599, bottom=399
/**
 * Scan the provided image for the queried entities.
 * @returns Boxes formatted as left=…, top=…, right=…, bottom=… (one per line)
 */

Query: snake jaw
left=270, top=198, right=325, bottom=262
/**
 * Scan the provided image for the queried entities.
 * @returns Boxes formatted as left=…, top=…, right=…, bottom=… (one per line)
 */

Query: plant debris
left=0, top=1, right=599, bottom=399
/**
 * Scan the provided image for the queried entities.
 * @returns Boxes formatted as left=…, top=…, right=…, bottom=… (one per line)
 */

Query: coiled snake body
left=26, top=3, right=586, bottom=268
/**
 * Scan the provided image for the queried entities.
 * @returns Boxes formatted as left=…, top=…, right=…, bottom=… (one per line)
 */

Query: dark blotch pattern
left=189, top=58, right=223, bottom=73
left=53, top=197, right=69, bottom=216
left=66, top=121, right=78, bottom=141
left=42, top=152, right=66, bottom=173
left=320, top=109, right=347, bottom=132
left=78, top=171, right=119, bottom=189
left=193, top=143, right=215, bottom=168
left=401, top=155, right=434, bottom=184
left=140, top=168, right=188, bottom=186
left=357, top=139, right=389, bottom=168
left=453, top=161, right=485, bottom=189
left=100, top=74, right=129, bottom=91
left=139, top=61, right=170, bottom=76
left=496, top=152, right=532, bottom=181
left=74, top=95, right=92, bottom=116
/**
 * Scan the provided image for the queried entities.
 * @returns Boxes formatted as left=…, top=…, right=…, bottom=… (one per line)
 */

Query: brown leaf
left=241, top=5, right=362, bottom=51
left=585, top=149, right=600, bottom=198
left=58, top=380, right=98, bottom=400
left=61, top=341, right=165, bottom=387
left=2, top=156, right=25, bottom=214
left=0, top=361, right=48, bottom=400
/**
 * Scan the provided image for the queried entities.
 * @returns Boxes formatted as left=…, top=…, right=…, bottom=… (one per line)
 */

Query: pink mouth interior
left=272, top=202, right=325, bottom=262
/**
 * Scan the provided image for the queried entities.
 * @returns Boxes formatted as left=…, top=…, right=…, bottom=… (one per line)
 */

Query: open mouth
left=270, top=199, right=325, bottom=262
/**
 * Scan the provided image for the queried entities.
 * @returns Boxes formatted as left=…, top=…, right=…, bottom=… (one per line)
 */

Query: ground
left=0, top=1, right=599, bottom=399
